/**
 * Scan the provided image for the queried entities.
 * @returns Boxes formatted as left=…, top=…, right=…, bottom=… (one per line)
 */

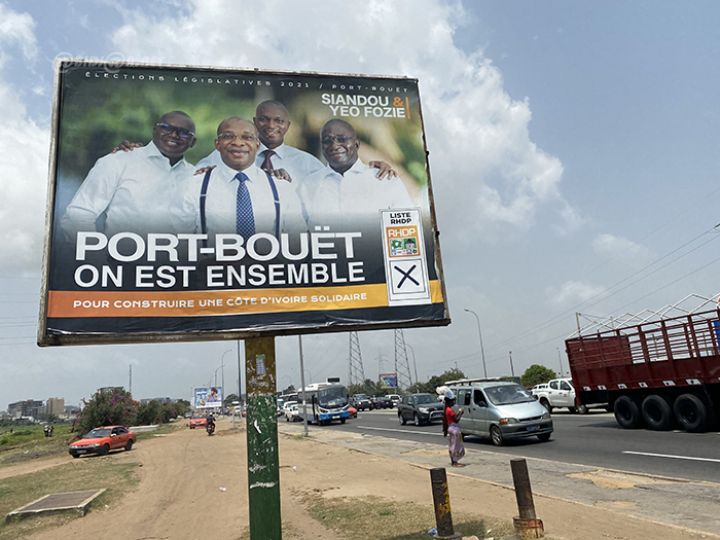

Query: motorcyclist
left=206, top=412, right=216, bottom=434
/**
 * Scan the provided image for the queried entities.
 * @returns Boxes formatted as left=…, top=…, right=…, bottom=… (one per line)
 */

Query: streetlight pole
left=557, top=347, right=563, bottom=377
left=464, top=308, right=488, bottom=378
left=406, top=344, right=419, bottom=387
left=508, top=350, right=515, bottom=378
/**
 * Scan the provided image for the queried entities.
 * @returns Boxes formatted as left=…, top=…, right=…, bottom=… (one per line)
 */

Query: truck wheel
left=673, top=394, right=708, bottom=433
left=490, top=426, right=504, bottom=446
left=577, top=404, right=589, bottom=414
left=539, top=398, right=552, bottom=413
left=614, top=395, right=643, bottom=429
left=398, top=413, right=407, bottom=426
left=641, top=395, right=673, bottom=430
left=413, top=413, right=421, bottom=427
left=568, top=407, right=577, bottom=414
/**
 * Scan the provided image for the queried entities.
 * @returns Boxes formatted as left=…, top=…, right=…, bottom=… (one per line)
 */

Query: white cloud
left=0, top=3, right=37, bottom=64
left=0, top=4, right=47, bottom=272
left=111, top=0, right=573, bottom=236
left=592, top=233, right=652, bottom=261
left=546, top=280, right=605, bottom=306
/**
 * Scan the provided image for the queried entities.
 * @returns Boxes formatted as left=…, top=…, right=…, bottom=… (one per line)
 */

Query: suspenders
left=200, top=168, right=281, bottom=243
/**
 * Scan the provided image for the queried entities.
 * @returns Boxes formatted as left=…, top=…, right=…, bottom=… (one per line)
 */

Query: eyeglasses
left=217, top=132, right=258, bottom=143
left=321, top=134, right=355, bottom=145
left=155, top=122, right=195, bottom=141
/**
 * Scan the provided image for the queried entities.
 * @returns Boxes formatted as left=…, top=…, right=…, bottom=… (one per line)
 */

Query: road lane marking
left=622, top=451, right=720, bottom=464
left=358, top=426, right=443, bottom=436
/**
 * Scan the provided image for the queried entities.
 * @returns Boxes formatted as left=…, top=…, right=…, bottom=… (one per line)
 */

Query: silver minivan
left=447, top=379, right=553, bottom=446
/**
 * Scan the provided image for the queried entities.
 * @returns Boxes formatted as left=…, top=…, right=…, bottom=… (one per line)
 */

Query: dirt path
left=17, top=418, right=718, bottom=540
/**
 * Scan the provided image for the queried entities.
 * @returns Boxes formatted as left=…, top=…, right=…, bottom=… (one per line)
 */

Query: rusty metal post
left=510, top=459, right=544, bottom=539
left=246, top=337, right=281, bottom=539
left=429, top=468, right=461, bottom=540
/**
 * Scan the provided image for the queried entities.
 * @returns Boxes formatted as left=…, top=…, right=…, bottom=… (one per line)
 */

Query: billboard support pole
left=245, top=336, right=281, bottom=539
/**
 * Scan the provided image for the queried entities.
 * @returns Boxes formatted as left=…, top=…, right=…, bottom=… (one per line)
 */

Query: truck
left=565, top=308, right=720, bottom=432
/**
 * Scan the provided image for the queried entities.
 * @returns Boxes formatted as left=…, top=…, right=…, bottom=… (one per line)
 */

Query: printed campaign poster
left=194, top=386, right=223, bottom=409
left=38, top=61, right=449, bottom=345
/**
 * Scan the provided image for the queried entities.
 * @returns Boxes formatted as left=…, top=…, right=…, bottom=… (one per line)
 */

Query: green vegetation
left=0, top=457, right=140, bottom=540
left=520, top=364, right=557, bottom=388
left=0, top=425, right=75, bottom=466
left=300, top=493, right=513, bottom=540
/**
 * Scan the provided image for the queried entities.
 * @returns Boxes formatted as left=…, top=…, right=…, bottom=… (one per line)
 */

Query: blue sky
left=1, top=0, right=719, bottom=408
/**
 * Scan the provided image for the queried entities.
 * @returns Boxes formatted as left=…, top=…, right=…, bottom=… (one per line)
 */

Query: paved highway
left=334, top=408, right=720, bottom=483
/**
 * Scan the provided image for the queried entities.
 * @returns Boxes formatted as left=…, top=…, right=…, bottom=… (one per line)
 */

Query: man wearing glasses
left=60, top=111, right=197, bottom=239
left=308, top=119, right=413, bottom=229
left=172, top=117, right=304, bottom=238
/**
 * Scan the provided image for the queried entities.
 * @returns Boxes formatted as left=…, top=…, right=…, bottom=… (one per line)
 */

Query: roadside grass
left=0, top=422, right=179, bottom=467
left=301, top=493, right=515, bottom=540
left=0, top=455, right=140, bottom=540
left=0, top=425, right=75, bottom=466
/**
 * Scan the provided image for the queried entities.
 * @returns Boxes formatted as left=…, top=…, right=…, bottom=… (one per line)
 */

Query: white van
left=447, top=379, right=553, bottom=446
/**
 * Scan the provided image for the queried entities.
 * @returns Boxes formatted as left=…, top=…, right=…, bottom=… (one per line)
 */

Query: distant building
left=97, top=386, right=125, bottom=394
left=46, top=397, right=65, bottom=418
left=8, top=400, right=44, bottom=420
left=140, top=397, right=173, bottom=404
left=64, top=405, right=80, bottom=417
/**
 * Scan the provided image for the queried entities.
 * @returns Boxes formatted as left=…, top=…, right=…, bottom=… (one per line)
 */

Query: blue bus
left=298, top=382, right=351, bottom=425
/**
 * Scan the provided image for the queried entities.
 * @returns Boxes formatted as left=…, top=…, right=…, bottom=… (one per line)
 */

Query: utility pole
left=509, top=350, right=515, bottom=378
left=557, top=347, right=563, bottom=377
left=128, top=364, right=132, bottom=396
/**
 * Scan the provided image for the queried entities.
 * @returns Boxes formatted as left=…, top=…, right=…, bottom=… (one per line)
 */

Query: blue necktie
left=235, top=172, right=255, bottom=237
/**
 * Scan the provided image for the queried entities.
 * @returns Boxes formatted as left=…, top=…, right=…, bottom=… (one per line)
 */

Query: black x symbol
left=394, top=264, right=420, bottom=288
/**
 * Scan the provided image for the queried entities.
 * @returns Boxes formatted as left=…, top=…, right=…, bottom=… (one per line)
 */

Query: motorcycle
left=206, top=417, right=216, bottom=436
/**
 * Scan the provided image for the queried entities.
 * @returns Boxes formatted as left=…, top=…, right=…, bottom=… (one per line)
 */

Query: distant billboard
left=38, top=60, right=449, bottom=345
left=194, top=386, right=223, bottom=409
left=379, top=372, right=398, bottom=389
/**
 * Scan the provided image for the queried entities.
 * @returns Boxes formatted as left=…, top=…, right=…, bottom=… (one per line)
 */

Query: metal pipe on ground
left=429, top=468, right=462, bottom=540
left=510, top=458, right=544, bottom=539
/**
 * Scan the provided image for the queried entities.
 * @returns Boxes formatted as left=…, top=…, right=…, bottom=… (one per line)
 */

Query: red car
left=69, top=425, right=136, bottom=458
left=189, top=415, right=208, bottom=429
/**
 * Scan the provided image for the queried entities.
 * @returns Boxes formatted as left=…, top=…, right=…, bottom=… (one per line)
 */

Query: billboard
left=194, top=386, right=223, bottom=409
left=379, top=372, right=398, bottom=389
left=38, top=60, right=449, bottom=345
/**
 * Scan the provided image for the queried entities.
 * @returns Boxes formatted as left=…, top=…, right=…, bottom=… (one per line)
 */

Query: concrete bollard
left=429, top=468, right=462, bottom=539
left=510, top=459, right=544, bottom=539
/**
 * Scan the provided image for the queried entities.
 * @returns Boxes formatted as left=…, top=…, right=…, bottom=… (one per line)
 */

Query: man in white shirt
left=197, top=100, right=395, bottom=221
left=308, top=119, right=414, bottom=229
left=60, top=111, right=197, bottom=239
left=173, top=117, right=305, bottom=238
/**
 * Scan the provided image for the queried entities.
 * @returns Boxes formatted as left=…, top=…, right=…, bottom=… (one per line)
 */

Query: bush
left=76, top=388, right=138, bottom=433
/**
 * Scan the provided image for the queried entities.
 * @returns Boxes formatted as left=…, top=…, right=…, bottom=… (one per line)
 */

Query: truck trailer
left=565, top=308, right=720, bottom=432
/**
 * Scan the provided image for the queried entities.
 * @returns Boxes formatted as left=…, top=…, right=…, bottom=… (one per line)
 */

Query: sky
left=2, top=0, right=720, bottom=408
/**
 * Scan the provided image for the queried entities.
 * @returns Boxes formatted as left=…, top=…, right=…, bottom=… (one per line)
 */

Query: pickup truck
left=397, top=393, right=444, bottom=426
left=531, top=378, right=606, bottom=414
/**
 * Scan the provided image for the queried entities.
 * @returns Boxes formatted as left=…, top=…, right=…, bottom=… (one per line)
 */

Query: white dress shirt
left=173, top=159, right=306, bottom=237
left=60, top=142, right=196, bottom=238
left=307, top=159, right=415, bottom=229
left=197, top=143, right=323, bottom=221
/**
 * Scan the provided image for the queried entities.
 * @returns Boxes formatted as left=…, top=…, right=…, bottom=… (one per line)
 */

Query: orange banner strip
left=47, top=281, right=444, bottom=318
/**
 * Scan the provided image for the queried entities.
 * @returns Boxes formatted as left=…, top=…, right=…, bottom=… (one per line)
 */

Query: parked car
left=351, top=394, right=373, bottom=411
left=189, top=415, right=208, bottom=429
left=68, top=426, right=136, bottom=458
left=371, top=395, right=393, bottom=409
left=397, top=393, right=445, bottom=426
left=448, top=379, right=553, bottom=446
